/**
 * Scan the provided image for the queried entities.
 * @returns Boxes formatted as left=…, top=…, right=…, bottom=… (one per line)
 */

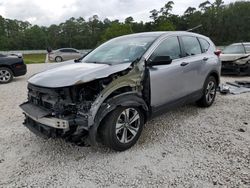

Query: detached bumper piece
left=20, top=102, right=90, bottom=146
left=20, top=102, right=70, bottom=129
left=23, top=116, right=64, bottom=138
left=221, top=61, right=250, bottom=76
left=219, top=81, right=250, bottom=95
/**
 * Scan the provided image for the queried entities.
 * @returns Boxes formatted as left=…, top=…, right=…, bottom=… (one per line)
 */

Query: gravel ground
left=0, top=64, right=249, bottom=188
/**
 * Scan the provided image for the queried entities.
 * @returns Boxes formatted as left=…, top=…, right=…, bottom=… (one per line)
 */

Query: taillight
left=15, top=64, right=23, bottom=68
left=214, top=50, right=221, bottom=57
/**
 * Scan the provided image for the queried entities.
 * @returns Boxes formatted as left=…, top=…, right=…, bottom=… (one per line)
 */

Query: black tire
left=0, top=67, right=13, bottom=84
left=100, top=106, right=144, bottom=151
left=55, top=56, right=63, bottom=62
left=196, top=76, right=217, bottom=107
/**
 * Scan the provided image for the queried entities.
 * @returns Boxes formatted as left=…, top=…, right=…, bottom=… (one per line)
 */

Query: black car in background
left=0, top=54, right=27, bottom=84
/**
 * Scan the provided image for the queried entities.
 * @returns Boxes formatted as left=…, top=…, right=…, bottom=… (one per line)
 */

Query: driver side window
left=150, top=37, right=182, bottom=61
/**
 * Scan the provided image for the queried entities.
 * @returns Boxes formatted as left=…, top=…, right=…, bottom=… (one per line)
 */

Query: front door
left=149, top=36, right=187, bottom=108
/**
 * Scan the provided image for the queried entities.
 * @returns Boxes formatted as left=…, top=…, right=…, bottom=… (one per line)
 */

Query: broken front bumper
left=20, top=102, right=89, bottom=139
left=20, top=102, right=70, bottom=129
left=221, top=61, right=250, bottom=75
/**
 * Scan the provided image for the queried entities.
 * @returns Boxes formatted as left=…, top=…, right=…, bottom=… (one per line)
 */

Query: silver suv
left=20, top=32, right=221, bottom=151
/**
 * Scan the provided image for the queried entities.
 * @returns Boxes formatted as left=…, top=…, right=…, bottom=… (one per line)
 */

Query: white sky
left=0, top=0, right=237, bottom=26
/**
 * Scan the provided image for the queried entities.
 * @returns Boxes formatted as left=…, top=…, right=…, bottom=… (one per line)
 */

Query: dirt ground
left=0, top=64, right=249, bottom=187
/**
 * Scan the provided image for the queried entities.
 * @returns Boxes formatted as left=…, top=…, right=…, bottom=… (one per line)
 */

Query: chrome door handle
left=203, top=57, right=209, bottom=61
left=181, top=62, right=189, bottom=66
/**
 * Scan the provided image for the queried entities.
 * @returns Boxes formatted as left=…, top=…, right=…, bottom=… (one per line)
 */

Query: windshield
left=82, top=36, right=156, bottom=65
left=223, top=44, right=245, bottom=54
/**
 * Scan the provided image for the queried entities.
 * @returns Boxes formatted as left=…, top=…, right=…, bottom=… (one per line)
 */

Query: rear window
left=199, top=38, right=210, bottom=53
left=181, top=36, right=202, bottom=56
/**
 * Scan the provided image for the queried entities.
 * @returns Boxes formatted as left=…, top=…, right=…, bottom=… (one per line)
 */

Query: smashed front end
left=20, top=77, right=112, bottom=144
left=20, top=62, right=145, bottom=145
left=221, top=55, right=250, bottom=75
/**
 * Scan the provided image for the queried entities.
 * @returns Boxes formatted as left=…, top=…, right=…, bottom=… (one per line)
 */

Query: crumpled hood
left=220, top=53, right=250, bottom=62
left=28, top=61, right=132, bottom=88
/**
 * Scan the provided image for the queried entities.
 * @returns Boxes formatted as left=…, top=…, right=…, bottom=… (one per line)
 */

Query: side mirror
left=148, top=56, right=172, bottom=66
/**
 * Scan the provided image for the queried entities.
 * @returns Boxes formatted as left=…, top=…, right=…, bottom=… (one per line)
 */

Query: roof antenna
left=187, top=24, right=203, bottom=32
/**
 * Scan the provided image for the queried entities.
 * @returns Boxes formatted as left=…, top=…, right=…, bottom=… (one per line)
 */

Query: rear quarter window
left=199, top=38, right=210, bottom=53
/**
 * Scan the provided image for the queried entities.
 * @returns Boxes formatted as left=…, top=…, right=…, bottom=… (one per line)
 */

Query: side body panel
left=145, top=33, right=220, bottom=112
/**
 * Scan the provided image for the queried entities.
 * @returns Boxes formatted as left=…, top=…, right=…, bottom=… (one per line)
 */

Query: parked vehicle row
left=20, top=31, right=221, bottom=151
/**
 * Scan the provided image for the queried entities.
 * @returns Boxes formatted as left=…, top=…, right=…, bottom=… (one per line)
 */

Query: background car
left=220, top=43, right=250, bottom=75
left=48, top=48, right=82, bottom=62
left=0, top=54, right=27, bottom=84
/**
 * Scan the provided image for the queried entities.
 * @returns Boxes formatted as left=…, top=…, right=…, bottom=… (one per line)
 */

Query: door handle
left=180, top=62, right=189, bottom=66
left=203, top=57, right=209, bottom=61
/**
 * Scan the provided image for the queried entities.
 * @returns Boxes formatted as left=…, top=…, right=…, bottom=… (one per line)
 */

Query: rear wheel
left=100, top=106, right=144, bottom=151
left=197, top=76, right=217, bottom=107
left=0, top=67, right=13, bottom=84
left=55, top=56, right=63, bottom=62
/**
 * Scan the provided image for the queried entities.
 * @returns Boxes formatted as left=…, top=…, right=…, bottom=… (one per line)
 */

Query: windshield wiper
left=74, top=50, right=93, bottom=63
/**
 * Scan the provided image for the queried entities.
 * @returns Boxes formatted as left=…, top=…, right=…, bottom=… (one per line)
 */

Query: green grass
left=23, top=54, right=46, bottom=64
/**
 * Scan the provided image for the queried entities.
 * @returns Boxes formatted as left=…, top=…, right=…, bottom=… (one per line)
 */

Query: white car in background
left=49, top=48, right=83, bottom=62
left=220, top=43, right=250, bottom=75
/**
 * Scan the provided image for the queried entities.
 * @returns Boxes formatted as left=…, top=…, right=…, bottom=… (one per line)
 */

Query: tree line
left=0, top=0, right=249, bottom=51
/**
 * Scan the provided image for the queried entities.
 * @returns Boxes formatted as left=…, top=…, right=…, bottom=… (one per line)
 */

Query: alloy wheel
left=205, top=81, right=216, bottom=103
left=0, top=69, right=11, bottom=82
left=115, top=108, right=141, bottom=144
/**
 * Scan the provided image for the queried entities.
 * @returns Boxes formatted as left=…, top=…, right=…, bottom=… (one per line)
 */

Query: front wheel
left=197, top=76, right=217, bottom=107
left=100, top=106, right=144, bottom=151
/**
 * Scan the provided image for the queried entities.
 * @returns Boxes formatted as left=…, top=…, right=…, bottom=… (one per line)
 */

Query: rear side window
left=60, top=49, right=75, bottom=53
left=69, top=49, right=78, bottom=53
left=181, top=36, right=202, bottom=56
left=151, top=37, right=181, bottom=60
left=60, top=49, right=70, bottom=53
left=199, top=38, right=210, bottom=53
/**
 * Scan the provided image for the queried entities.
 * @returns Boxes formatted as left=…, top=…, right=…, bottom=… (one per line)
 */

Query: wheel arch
left=207, top=70, right=220, bottom=86
left=55, top=56, right=63, bottom=62
left=0, top=64, right=13, bottom=71
left=89, top=92, right=149, bottom=145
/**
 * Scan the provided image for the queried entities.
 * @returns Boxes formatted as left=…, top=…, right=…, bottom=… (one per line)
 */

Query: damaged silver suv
left=20, top=32, right=221, bottom=151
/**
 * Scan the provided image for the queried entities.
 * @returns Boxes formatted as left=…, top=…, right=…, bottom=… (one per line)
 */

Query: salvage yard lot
left=0, top=64, right=249, bottom=187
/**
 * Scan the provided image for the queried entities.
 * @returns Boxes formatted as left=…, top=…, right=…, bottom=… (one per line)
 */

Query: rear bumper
left=221, top=62, right=250, bottom=75
left=12, top=63, right=27, bottom=77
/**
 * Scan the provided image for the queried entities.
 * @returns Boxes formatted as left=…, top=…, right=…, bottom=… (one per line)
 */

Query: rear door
left=60, top=49, right=71, bottom=60
left=179, top=36, right=205, bottom=93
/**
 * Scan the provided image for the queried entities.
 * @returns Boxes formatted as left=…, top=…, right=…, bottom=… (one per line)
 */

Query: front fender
left=88, top=93, right=149, bottom=145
